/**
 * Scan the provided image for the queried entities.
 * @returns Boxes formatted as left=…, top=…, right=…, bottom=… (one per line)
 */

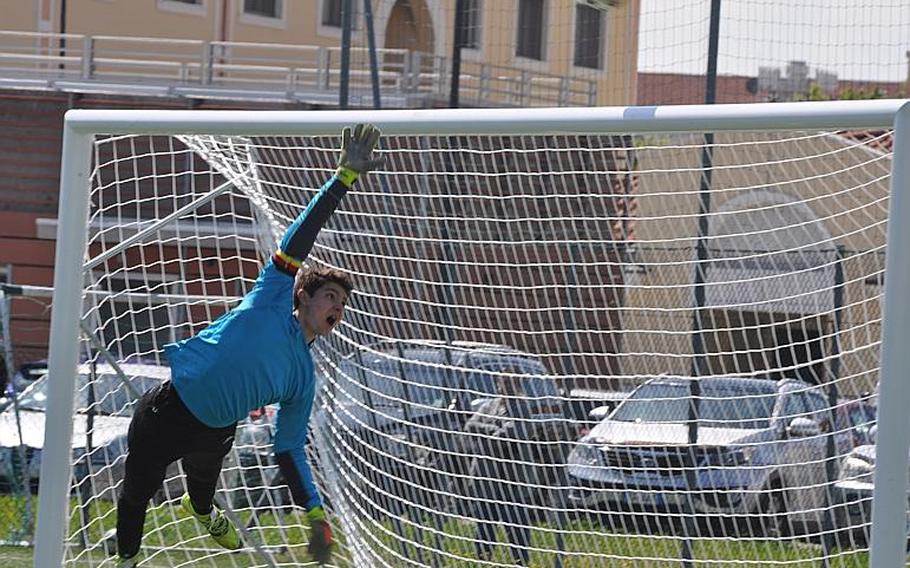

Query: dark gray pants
left=474, top=501, right=532, bottom=565
left=116, top=381, right=236, bottom=559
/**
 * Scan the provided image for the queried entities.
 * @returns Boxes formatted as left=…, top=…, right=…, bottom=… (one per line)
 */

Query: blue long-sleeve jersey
left=166, top=175, right=349, bottom=510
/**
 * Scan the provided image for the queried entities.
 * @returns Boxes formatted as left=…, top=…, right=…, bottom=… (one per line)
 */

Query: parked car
left=10, top=360, right=48, bottom=395
left=831, top=440, right=878, bottom=547
left=222, top=404, right=294, bottom=511
left=566, top=375, right=854, bottom=537
left=566, top=387, right=631, bottom=434
left=0, top=360, right=48, bottom=412
left=832, top=418, right=909, bottom=548
left=840, top=394, right=877, bottom=448
left=314, top=340, right=570, bottom=514
left=0, top=362, right=169, bottom=498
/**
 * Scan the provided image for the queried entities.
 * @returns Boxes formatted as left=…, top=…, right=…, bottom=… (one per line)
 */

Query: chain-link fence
left=0, top=286, right=51, bottom=546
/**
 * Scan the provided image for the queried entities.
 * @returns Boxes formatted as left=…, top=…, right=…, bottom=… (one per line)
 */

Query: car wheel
left=829, top=495, right=870, bottom=549
left=754, top=484, right=792, bottom=538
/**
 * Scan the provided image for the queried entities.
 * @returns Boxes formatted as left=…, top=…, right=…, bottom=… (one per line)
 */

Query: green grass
left=0, top=494, right=872, bottom=567
left=0, top=547, right=31, bottom=568
left=360, top=515, right=871, bottom=567
left=0, top=533, right=873, bottom=568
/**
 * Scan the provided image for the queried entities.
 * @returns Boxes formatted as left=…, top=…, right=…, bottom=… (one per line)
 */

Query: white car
left=0, top=362, right=169, bottom=499
left=832, top=424, right=910, bottom=548
left=566, top=375, right=853, bottom=537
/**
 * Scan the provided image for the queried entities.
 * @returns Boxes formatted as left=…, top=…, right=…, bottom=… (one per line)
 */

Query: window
left=157, top=0, right=205, bottom=14
left=611, top=381, right=777, bottom=429
left=780, top=392, right=808, bottom=422
left=460, top=0, right=482, bottom=50
left=243, top=0, right=281, bottom=19
left=803, top=391, right=833, bottom=432
left=319, top=0, right=359, bottom=33
left=516, top=0, right=545, bottom=60
left=321, top=0, right=343, bottom=27
left=335, top=359, right=450, bottom=410
left=574, top=2, right=604, bottom=69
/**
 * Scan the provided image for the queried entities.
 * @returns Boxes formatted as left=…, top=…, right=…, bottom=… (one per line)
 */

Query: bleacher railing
left=0, top=30, right=597, bottom=107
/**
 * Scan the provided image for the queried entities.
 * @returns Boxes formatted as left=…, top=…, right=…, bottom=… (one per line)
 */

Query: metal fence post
left=399, top=51, right=412, bottom=92
left=558, top=77, right=570, bottom=106
left=409, top=51, right=423, bottom=93
left=80, top=36, right=94, bottom=80
left=587, top=81, right=597, bottom=106
left=318, top=47, right=330, bottom=90
left=200, top=41, right=211, bottom=85
left=286, top=67, right=297, bottom=96
left=520, top=70, right=531, bottom=106
left=478, top=63, right=490, bottom=105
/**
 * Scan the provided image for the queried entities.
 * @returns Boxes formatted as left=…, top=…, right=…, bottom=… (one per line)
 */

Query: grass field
left=0, top=495, right=872, bottom=566
left=0, top=530, right=872, bottom=567
left=0, top=547, right=31, bottom=567
left=0, top=540, right=873, bottom=567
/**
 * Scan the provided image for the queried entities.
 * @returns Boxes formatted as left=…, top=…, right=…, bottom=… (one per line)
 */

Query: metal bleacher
left=0, top=30, right=598, bottom=108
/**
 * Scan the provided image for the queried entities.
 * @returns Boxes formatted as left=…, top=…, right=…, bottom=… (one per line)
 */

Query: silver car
left=832, top=424, right=910, bottom=548
left=566, top=375, right=852, bottom=536
left=0, top=363, right=169, bottom=498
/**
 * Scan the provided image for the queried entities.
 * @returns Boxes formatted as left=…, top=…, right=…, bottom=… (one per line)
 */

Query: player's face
left=298, top=282, right=349, bottom=341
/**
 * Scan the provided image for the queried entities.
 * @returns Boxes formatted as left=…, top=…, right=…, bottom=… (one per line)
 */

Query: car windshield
left=332, top=353, right=557, bottom=411
left=15, top=372, right=164, bottom=416
left=470, top=367, right=559, bottom=401
left=335, top=360, right=451, bottom=409
left=610, top=381, right=777, bottom=429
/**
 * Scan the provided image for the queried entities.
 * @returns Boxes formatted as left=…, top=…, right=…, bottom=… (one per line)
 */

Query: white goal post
left=35, top=100, right=910, bottom=567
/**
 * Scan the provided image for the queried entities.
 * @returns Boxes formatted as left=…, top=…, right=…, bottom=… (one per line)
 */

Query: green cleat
left=180, top=493, right=241, bottom=551
left=116, top=555, right=139, bottom=568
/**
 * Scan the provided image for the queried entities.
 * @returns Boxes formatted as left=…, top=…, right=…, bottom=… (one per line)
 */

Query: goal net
left=33, top=103, right=910, bottom=567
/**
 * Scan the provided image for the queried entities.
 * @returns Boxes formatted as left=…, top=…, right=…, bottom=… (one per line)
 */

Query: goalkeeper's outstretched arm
left=272, top=123, right=384, bottom=275
left=242, top=123, right=381, bottom=310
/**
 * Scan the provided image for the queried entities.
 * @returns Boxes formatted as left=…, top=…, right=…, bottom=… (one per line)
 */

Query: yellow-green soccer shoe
left=180, top=493, right=241, bottom=550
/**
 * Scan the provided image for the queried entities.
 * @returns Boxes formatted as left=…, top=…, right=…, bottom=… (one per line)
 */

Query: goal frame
left=37, top=100, right=910, bottom=567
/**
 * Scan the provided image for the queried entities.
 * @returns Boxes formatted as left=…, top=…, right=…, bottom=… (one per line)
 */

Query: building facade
left=0, top=0, right=641, bottom=379
left=2, top=0, right=640, bottom=107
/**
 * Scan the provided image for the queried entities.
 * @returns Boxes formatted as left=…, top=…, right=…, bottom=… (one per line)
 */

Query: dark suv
left=313, top=340, right=565, bottom=515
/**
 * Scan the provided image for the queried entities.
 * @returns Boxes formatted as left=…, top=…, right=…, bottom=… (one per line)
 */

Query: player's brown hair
left=293, top=266, right=354, bottom=310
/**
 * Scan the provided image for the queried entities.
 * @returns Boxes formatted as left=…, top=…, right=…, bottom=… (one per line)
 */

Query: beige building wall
left=460, top=0, right=639, bottom=105
left=4, top=0, right=640, bottom=106
left=622, top=131, right=887, bottom=395
left=4, top=0, right=55, bottom=32
left=65, top=1, right=220, bottom=41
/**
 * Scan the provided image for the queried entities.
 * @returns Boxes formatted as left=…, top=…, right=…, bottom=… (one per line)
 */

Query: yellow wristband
left=306, top=506, right=326, bottom=522
left=335, top=167, right=359, bottom=188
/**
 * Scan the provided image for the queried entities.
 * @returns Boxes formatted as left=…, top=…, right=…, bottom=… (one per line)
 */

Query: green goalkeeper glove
left=306, top=506, right=334, bottom=565
left=336, top=123, right=384, bottom=187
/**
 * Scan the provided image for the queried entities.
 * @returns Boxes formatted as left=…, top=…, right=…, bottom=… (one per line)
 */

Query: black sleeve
left=273, top=176, right=349, bottom=275
left=275, top=451, right=321, bottom=509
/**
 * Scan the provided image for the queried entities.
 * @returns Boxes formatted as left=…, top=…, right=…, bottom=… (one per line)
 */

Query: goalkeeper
left=114, top=124, right=383, bottom=568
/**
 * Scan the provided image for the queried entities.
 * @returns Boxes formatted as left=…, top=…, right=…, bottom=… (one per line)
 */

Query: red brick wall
left=0, top=211, right=55, bottom=370
left=0, top=90, right=633, bottom=382
left=0, top=90, right=293, bottom=371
